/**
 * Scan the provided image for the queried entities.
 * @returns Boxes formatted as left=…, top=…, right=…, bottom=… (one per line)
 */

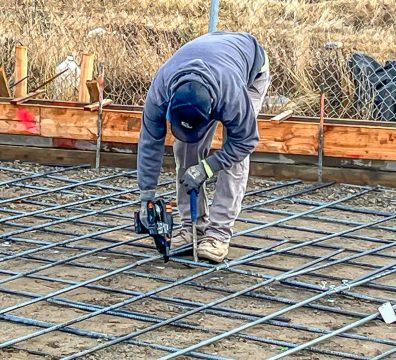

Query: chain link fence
left=224, top=0, right=396, bottom=120
left=1, top=0, right=395, bottom=120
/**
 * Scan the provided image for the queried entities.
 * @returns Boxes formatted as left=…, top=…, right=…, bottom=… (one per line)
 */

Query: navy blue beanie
left=167, top=81, right=213, bottom=143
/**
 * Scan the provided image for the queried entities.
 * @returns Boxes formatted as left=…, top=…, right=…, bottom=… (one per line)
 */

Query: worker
left=138, top=31, right=270, bottom=263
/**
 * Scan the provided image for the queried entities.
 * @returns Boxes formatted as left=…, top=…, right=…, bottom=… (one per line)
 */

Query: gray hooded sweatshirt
left=138, top=31, right=266, bottom=190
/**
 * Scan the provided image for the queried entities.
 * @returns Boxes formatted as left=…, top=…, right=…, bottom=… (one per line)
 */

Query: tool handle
left=189, top=190, right=198, bottom=222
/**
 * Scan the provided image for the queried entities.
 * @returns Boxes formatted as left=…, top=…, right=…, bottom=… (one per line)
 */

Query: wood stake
left=86, top=80, right=100, bottom=103
left=0, top=68, right=11, bottom=97
left=78, top=53, right=94, bottom=102
left=15, top=46, right=28, bottom=97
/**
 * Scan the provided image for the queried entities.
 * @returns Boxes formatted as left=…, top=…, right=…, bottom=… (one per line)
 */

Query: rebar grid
left=0, top=162, right=395, bottom=360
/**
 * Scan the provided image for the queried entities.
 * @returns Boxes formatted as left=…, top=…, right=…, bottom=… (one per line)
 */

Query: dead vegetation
left=1, top=0, right=395, bottom=117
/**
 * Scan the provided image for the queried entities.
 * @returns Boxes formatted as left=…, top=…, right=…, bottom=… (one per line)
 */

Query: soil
left=0, top=161, right=395, bottom=360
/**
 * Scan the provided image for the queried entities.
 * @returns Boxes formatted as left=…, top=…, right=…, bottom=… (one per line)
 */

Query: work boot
left=171, top=228, right=193, bottom=250
left=197, top=236, right=229, bottom=263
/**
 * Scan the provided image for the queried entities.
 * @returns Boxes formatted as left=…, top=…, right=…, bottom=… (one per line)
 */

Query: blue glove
left=139, top=189, right=155, bottom=228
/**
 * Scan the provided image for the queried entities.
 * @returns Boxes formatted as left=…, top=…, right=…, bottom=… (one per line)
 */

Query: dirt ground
left=0, top=161, right=395, bottom=360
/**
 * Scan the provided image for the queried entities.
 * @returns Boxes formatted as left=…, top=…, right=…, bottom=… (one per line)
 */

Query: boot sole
left=197, top=249, right=227, bottom=263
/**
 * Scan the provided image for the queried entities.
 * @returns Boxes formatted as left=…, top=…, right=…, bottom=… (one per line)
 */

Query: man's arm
left=137, top=87, right=167, bottom=192
left=205, top=87, right=259, bottom=173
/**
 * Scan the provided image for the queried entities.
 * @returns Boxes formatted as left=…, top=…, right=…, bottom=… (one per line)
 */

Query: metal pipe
left=208, top=0, right=219, bottom=32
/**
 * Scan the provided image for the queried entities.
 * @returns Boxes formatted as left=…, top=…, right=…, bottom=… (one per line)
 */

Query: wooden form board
left=0, top=102, right=395, bottom=161
left=0, top=103, right=40, bottom=135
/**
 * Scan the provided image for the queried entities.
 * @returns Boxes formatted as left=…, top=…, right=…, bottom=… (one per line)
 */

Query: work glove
left=180, top=160, right=213, bottom=194
left=139, top=189, right=155, bottom=229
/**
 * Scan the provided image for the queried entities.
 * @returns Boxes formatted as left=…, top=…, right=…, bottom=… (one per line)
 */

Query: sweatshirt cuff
left=205, top=155, right=223, bottom=174
left=140, top=189, right=156, bottom=201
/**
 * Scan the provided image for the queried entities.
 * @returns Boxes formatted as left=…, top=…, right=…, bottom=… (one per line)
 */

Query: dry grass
left=1, top=0, right=395, bottom=118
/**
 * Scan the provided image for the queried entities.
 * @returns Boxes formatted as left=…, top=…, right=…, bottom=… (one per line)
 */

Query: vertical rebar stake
left=318, top=85, right=325, bottom=182
left=95, top=64, right=105, bottom=171
left=208, top=0, right=220, bottom=32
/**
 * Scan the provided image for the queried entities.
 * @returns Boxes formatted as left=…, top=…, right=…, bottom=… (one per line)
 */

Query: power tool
left=134, top=199, right=173, bottom=262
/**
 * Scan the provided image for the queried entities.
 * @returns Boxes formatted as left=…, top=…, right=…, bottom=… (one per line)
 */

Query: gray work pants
left=173, top=70, right=271, bottom=242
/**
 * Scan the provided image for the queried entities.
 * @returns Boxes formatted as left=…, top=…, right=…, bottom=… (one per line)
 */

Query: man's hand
left=180, top=162, right=210, bottom=194
left=140, top=189, right=155, bottom=228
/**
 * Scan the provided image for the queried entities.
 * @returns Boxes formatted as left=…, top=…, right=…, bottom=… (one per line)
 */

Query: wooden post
left=15, top=46, right=28, bottom=97
left=78, top=53, right=94, bottom=102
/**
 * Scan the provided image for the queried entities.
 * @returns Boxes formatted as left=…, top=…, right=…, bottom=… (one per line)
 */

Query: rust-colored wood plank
left=0, top=103, right=40, bottom=120
left=101, top=111, right=223, bottom=148
left=101, top=111, right=174, bottom=144
left=0, top=120, right=38, bottom=135
left=0, top=103, right=395, bottom=161
left=324, top=125, right=396, bottom=160
left=257, top=121, right=319, bottom=155
left=0, top=103, right=40, bottom=135
left=40, top=107, right=97, bottom=140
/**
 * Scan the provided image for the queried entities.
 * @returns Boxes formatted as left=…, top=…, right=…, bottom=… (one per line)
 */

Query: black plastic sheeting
left=349, top=52, right=396, bottom=121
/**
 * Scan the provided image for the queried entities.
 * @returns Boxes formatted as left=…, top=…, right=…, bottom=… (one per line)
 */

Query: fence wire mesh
left=1, top=0, right=395, bottom=120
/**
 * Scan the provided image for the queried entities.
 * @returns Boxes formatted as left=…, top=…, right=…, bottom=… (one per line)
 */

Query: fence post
left=15, top=46, right=28, bottom=97
left=208, top=0, right=219, bottom=32
left=78, top=52, right=94, bottom=103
